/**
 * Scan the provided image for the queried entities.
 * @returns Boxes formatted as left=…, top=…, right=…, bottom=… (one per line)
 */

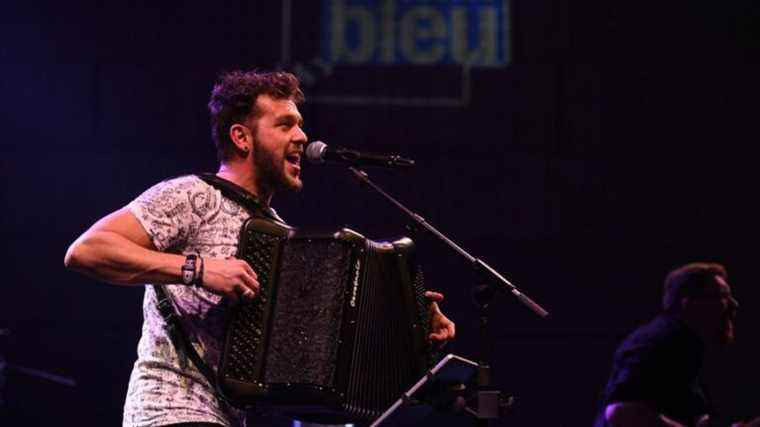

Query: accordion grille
left=264, top=239, right=352, bottom=386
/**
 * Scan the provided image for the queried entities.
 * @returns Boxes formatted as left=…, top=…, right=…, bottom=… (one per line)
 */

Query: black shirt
left=595, top=314, right=708, bottom=426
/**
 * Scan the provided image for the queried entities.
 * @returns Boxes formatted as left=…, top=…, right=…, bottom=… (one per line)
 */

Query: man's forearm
left=605, top=402, right=702, bottom=427
left=64, top=230, right=184, bottom=286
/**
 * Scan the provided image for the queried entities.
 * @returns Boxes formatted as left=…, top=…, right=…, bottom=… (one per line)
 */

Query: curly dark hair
left=208, top=70, right=305, bottom=162
left=662, top=262, right=728, bottom=313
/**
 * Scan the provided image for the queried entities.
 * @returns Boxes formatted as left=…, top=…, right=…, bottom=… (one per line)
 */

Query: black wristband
left=181, top=254, right=197, bottom=286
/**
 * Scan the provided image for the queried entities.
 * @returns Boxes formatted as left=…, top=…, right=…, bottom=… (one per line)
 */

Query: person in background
left=595, top=262, right=758, bottom=427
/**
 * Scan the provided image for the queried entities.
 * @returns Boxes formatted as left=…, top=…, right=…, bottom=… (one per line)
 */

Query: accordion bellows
left=217, top=217, right=433, bottom=422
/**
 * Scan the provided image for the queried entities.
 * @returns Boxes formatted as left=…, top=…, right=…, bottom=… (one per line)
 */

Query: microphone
left=305, top=141, right=415, bottom=169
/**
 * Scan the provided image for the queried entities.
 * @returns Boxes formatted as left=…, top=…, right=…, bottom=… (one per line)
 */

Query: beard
left=720, top=315, right=735, bottom=345
left=253, top=143, right=302, bottom=193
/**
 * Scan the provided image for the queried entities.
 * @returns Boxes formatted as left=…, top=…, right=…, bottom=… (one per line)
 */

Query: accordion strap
left=197, top=173, right=285, bottom=223
left=153, top=285, right=222, bottom=397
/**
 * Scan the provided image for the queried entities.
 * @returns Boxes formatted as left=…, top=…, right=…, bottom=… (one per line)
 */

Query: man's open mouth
left=285, top=153, right=301, bottom=166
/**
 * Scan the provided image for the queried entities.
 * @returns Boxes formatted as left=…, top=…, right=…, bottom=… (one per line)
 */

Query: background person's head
left=662, top=262, right=738, bottom=344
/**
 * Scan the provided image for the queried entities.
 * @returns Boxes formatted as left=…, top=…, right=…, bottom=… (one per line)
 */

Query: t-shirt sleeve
left=127, top=178, right=198, bottom=252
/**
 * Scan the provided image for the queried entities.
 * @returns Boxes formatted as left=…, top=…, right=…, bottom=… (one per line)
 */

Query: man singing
left=65, top=70, right=455, bottom=427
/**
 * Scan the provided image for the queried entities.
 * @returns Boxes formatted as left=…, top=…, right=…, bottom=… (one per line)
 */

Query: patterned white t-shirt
left=123, top=175, right=255, bottom=427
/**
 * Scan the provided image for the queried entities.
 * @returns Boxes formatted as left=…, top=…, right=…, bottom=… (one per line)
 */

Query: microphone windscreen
left=305, top=141, right=327, bottom=164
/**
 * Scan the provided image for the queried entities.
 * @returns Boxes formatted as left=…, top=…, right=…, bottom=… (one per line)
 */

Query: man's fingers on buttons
left=242, top=262, right=257, bottom=279
left=240, top=273, right=259, bottom=292
left=249, top=275, right=261, bottom=291
left=238, top=283, right=256, bottom=299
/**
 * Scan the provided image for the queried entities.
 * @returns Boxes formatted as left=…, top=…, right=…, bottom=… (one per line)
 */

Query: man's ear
left=229, top=124, right=251, bottom=155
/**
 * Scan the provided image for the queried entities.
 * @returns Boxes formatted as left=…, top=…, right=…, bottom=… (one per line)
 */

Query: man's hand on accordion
left=425, top=291, right=456, bottom=345
left=201, top=258, right=260, bottom=303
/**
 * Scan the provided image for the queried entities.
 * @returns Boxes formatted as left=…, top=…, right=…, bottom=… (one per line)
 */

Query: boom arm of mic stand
left=347, top=167, right=549, bottom=319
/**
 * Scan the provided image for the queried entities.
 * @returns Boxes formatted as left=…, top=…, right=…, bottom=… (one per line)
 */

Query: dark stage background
left=1, top=1, right=759, bottom=425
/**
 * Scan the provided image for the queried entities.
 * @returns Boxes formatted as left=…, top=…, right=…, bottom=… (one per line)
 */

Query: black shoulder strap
left=153, top=285, right=222, bottom=395
left=196, top=173, right=285, bottom=223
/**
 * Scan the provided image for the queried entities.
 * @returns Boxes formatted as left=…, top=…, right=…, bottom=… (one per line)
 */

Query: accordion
left=217, top=217, right=434, bottom=422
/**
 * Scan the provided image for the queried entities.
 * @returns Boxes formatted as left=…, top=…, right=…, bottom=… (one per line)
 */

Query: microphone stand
left=347, top=167, right=549, bottom=426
